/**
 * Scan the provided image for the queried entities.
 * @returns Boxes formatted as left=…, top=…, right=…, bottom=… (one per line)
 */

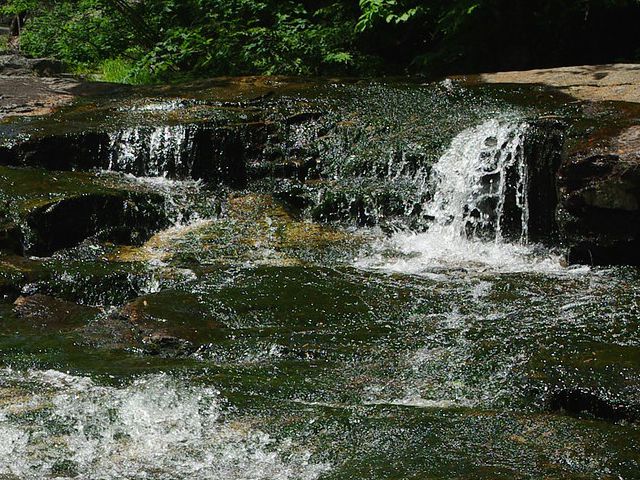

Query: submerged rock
left=78, top=310, right=143, bottom=351
left=13, top=294, right=99, bottom=330
left=546, top=388, right=639, bottom=423
left=77, top=289, right=225, bottom=357
left=524, top=341, right=640, bottom=424
left=112, top=193, right=358, bottom=267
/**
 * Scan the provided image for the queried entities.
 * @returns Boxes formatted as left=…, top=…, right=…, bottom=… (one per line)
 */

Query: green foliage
left=128, top=0, right=361, bottom=78
left=356, top=0, right=420, bottom=31
left=9, top=0, right=130, bottom=66
left=2, top=0, right=639, bottom=83
left=95, top=57, right=153, bottom=84
left=0, top=0, right=40, bottom=15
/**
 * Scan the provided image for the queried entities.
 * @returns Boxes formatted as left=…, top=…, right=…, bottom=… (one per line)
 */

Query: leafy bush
left=5, top=0, right=130, bottom=66
left=2, top=0, right=639, bottom=83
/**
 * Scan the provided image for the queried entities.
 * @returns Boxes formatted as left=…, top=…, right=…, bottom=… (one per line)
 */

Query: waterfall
left=425, top=119, right=529, bottom=243
left=103, top=125, right=220, bottom=231
left=356, top=119, right=564, bottom=273
left=107, top=125, right=194, bottom=177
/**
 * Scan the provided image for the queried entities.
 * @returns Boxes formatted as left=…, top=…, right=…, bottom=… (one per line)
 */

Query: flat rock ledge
left=472, top=63, right=640, bottom=104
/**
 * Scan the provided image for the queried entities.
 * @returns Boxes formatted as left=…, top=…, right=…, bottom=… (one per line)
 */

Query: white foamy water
left=108, top=125, right=194, bottom=177
left=0, top=369, right=329, bottom=480
left=355, top=231, right=571, bottom=274
left=356, top=119, right=584, bottom=275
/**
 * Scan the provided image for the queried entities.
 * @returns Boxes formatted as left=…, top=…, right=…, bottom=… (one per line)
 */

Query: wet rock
left=0, top=167, right=171, bottom=256
left=5, top=73, right=638, bottom=250
left=285, top=111, right=324, bottom=125
left=558, top=123, right=640, bottom=265
left=12, top=294, right=99, bottom=330
left=1, top=121, right=273, bottom=187
left=547, top=388, right=639, bottom=423
left=0, top=218, right=22, bottom=253
left=120, top=192, right=357, bottom=267
left=309, top=181, right=417, bottom=228
left=189, top=123, right=263, bottom=187
left=0, top=253, right=45, bottom=300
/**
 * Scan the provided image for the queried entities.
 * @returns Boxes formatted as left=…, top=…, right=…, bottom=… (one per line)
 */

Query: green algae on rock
left=0, top=72, right=639, bottom=479
left=0, top=166, right=172, bottom=256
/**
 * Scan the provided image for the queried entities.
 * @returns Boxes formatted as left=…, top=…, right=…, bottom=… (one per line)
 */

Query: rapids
left=0, top=81, right=638, bottom=479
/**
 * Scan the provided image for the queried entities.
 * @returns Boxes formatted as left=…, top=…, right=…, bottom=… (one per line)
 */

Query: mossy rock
left=0, top=166, right=171, bottom=256
left=111, top=193, right=360, bottom=267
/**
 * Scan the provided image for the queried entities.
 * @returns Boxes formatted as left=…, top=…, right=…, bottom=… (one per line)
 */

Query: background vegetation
left=1, top=0, right=640, bottom=83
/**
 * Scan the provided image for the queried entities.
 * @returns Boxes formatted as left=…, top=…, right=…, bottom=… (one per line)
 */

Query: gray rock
left=0, top=54, right=64, bottom=77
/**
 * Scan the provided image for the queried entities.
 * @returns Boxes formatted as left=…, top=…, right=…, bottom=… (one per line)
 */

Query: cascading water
left=356, top=118, right=564, bottom=273
left=3, top=80, right=640, bottom=480
left=0, top=369, right=328, bottom=480
left=425, top=118, right=529, bottom=242
left=102, top=125, right=223, bottom=230
left=107, top=125, right=194, bottom=178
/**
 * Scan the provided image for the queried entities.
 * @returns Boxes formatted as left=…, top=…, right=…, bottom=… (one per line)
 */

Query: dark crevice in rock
left=524, top=119, right=566, bottom=241
left=1, top=132, right=108, bottom=171
left=547, top=388, right=639, bottom=423
left=23, top=192, right=170, bottom=257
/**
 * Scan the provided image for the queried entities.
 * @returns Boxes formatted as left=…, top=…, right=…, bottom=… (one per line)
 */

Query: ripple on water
left=0, top=368, right=329, bottom=480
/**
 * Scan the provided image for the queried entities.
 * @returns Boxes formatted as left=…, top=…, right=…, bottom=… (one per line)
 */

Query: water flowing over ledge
left=1, top=78, right=639, bottom=479
left=355, top=119, right=575, bottom=274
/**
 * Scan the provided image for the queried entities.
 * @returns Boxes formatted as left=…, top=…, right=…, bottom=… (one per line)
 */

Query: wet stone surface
left=0, top=77, right=639, bottom=479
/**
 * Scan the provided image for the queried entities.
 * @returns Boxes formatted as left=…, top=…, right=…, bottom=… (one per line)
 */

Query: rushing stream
left=0, top=81, right=639, bottom=479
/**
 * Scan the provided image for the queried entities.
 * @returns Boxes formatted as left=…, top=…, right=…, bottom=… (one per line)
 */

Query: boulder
left=558, top=124, right=640, bottom=264
left=0, top=54, right=34, bottom=76
left=0, top=54, right=64, bottom=76
left=13, top=294, right=99, bottom=330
